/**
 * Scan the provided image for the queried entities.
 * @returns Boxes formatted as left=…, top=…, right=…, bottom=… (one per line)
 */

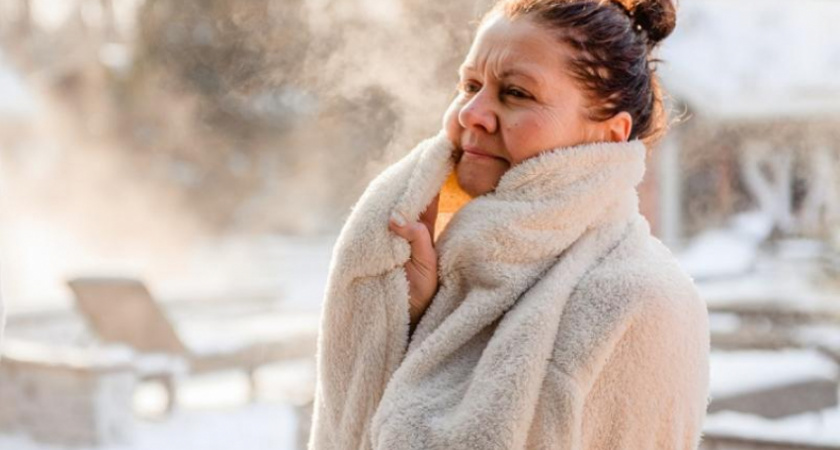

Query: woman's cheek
left=442, top=97, right=464, bottom=145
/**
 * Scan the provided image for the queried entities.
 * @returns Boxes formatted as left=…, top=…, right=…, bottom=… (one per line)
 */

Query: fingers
left=389, top=211, right=437, bottom=267
left=419, top=193, right=441, bottom=239
left=389, top=206, right=441, bottom=319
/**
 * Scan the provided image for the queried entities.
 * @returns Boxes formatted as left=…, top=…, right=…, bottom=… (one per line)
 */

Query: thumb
left=389, top=213, right=437, bottom=267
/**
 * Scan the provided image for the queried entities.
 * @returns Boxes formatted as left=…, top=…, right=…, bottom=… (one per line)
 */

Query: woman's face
left=443, top=13, right=631, bottom=197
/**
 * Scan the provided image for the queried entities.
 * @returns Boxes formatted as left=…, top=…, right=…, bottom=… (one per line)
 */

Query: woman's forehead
left=461, top=14, right=568, bottom=84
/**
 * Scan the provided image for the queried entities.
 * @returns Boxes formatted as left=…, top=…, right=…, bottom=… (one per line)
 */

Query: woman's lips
left=462, top=146, right=503, bottom=160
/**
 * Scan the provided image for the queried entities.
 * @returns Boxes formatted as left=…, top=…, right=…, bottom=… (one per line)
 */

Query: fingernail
left=390, top=211, right=406, bottom=227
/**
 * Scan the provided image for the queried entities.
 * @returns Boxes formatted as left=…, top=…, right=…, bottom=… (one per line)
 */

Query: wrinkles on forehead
left=458, top=14, right=570, bottom=93
left=459, top=62, right=548, bottom=92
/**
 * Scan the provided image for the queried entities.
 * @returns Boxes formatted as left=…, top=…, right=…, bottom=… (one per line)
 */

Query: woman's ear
left=604, top=111, right=633, bottom=142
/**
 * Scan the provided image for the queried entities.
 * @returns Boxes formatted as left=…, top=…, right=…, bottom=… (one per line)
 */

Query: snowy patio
left=0, top=363, right=309, bottom=450
left=0, top=284, right=322, bottom=450
left=2, top=0, right=840, bottom=448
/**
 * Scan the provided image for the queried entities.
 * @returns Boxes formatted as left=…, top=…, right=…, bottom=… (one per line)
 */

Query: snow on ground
left=709, top=349, right=838, bottom=398
left=176, top=311, right=320, bottom=357
left=705, top=408, right=840, bottom=446
left=694, top=261, right=840, bottom=312
left=0, top=402, right=299, bottom=450
left=677, top=211, right=773, bottom=281
left=696, top=268, right=839, bottom=311
left=675, top=211, right=840, bottom=312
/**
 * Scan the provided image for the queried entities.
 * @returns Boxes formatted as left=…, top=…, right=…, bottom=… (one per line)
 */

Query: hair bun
left=632, top=0, right=677, bottom=45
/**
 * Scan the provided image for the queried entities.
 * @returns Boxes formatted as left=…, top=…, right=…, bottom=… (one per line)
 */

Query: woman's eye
left=504, top=87, right=530, bottom=99
left=459, top=81, right=481, bottom=94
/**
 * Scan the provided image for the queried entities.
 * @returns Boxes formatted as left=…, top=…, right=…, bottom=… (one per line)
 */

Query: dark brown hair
left=482, top=0, right=678, bottom=148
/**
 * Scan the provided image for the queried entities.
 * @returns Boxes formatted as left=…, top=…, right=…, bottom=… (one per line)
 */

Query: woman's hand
left=389, top=194, right=441, bottom=329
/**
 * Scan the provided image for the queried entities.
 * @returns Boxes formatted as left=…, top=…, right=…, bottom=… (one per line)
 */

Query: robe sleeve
left=578, top=289, right=711, bottom=449
left=307, top=132, right=453, bottom=450
left=0, top=289, right=5, bottom=362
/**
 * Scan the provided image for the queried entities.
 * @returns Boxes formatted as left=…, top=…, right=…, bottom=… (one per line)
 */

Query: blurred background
left=1, top=0, right=839, bottom=449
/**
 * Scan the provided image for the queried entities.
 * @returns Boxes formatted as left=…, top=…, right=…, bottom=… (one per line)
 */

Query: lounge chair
left=67, top=276, right=319, bottom=412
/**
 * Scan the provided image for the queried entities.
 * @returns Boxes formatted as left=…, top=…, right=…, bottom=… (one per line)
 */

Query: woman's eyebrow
left=458, top=65, right=544, bottom=88
left=499, top=68, right=544, bottom=87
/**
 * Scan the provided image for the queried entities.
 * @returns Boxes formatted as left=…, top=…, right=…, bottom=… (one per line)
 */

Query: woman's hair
left=482, top=0, right=678, bottom=148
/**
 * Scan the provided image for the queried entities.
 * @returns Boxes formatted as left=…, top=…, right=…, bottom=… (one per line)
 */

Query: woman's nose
left=458, top=92, right=497, bottom=134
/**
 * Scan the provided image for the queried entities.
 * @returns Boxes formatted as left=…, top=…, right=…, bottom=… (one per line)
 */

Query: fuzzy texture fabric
left=308, top=131, right=710, bottom=450
left=0, top=293, right=4, bottom=363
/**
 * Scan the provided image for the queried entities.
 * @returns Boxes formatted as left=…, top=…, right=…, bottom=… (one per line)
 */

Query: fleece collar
left=391, top=131, right=647, bottom=298
left=387, top=130, right=647, bottom=359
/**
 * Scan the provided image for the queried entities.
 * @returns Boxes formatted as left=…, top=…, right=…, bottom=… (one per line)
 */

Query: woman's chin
left=455, top=165, right=503, bottom=198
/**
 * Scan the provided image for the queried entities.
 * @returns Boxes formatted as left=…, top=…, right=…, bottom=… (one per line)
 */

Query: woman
left=309, top=0, right=710, bottom=449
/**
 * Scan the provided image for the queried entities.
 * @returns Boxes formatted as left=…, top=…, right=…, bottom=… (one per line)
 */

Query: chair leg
left=247, top=367, right=258, bottom=403
left=162, top=375, right=177, bottom=414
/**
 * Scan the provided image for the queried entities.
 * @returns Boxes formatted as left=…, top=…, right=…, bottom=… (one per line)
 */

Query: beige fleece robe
left=308, top=131, right=710, bottom=450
